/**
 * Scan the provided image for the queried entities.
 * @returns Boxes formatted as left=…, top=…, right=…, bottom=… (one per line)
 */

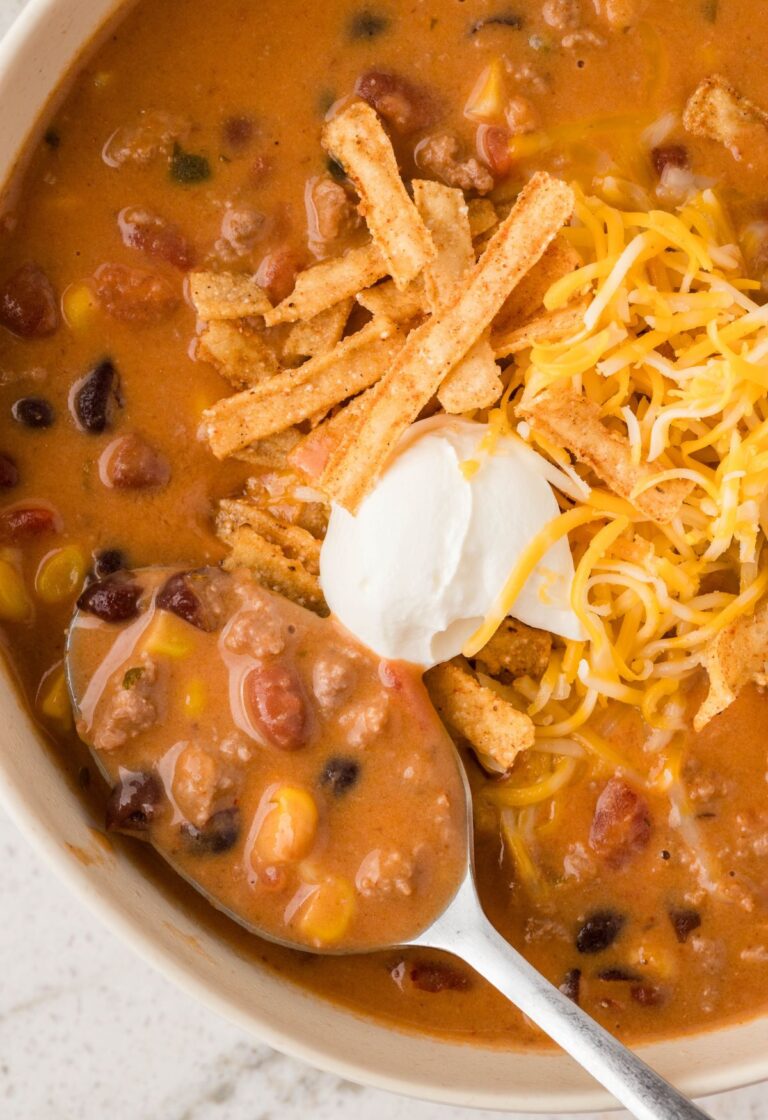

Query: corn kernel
left=35, top=545, right=86, bottom=604
left=0, top=558, right=31, bottom=621
left=62, top=282, right=100, bottom=331
left=253, top=785, right=318, bottom=865
left=183, top=678, right=206, bottom=718
left=464, top=58, right=506, bottom=122
left=142, top=612, right=196, bottom=659
left=38, top=664, right=73, bottom=728
left=298, top=876, right=355, bottom=946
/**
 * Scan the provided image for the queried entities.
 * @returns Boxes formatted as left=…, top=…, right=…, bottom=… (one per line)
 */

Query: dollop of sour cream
left=320, top=416, right=584, bottom=668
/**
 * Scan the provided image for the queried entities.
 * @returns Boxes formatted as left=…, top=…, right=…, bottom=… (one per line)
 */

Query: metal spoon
left=66, top=570, right=713, bottom=1120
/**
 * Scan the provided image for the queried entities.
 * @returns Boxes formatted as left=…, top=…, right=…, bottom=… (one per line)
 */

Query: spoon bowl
left=66, top=565, right=713, bottom=1119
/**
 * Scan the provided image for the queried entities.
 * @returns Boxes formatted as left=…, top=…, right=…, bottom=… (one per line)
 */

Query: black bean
left=0, top=454, right=19, bottom=488
left=156, top=571, right=209, bottom=630
left=597, top=967, right=641, bottom=982
left=651, top=144, right=690, bottom=178
left=77, top=578, right=142, bottom=622
left=44, top=128, right=61, bottom=149
left=469, top=12, right=523, bottom=34
left=12, top=396, right=54, bottom=428
left=326, top=155, right=347, bottom=181
left=320, top=756, right=360, bottom=795
left=348, top=9, right=390, bottom=38
left=559, top=968, right=581, bottom=1004
left=701, top=0, right=718, bottom=21
left=182, top=808, right=240, bottom=855
left=105, top=769, right=162, bottom=832
left=575, top=911, right=625, bottom=954
left=72, top=358, right=121, bottom=433
left=92, top=548, right=127, bottom=579
left=668, top=906, right=701, bottom=944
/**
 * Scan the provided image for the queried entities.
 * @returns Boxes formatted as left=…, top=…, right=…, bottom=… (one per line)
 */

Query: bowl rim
left=1, top=0, right=768, bottom=1112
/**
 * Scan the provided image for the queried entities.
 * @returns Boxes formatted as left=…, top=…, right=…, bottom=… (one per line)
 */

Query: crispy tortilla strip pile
left=217, top=499, right=326, bottom=614
left=694, top=600, right=768, bottom=731
left=518, top=384, right=693, bottom=524
left=683, top=74, right=768, bottom=161
left=426, top=658, right=535, bottom=772
left=473, top=619, right=552, bottom=680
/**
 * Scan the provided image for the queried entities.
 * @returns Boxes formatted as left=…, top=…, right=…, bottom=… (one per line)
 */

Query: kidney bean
left=668, top=906, right=702, bottom=944
left=409, top=959, right=470, bottom=992
left=320, top=756, right=360, bottom=795
left=182, top=807, right=240, bottom=854
left=651, top=144, right=689, bottom=177
left=355, top=70, right=440, bottom=135
left=0, top=262, right=59, bottom=339
left=559, top=968, right=581, bottom=1004
left=94, top=263, right=179, bottom=325
left=105, top=769, right=162, bottom=832
left=156, top=571, right=212, bottom=631
left=0, top=505, right=59, bottom=541
left=118, top=207, right=196, bottom=271
left=589, top=778, right=651, bottom=869
left=12, top=396, right=55, bottom=428
left=575, top=910, right=625, bottom=954
left=245, top=662, right=308, bottom=750
left=100, top=434, right=171, bottom=490
left=72, top=358, right=121, bottom=434
left=0, top=455, right=19, bottom=489
left=477, top=124, right=513, bottom=179
left=91, top=548, right=127, bottom=579
left=77, top=578, right=142, bottom=622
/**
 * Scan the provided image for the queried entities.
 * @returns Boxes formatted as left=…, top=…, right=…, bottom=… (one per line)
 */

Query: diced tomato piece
left=245, top=662, right=309, bottom=750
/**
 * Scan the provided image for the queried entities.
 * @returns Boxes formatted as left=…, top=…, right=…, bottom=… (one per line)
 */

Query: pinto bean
left=0, top=262, right=59, bottom=339
left=118, top=207, right=196, bottom=270
left=355, top=70, right=440, bottom=135
left=105, top=769, right=162, bottom=832
left=94, top=263, right=179, bottom=325
left=256, top=245, right=303, bottom=303
left=589, top=778, right=651, bottom=869
left=77, top=578, right=142, bottom=622
left=477, top=124, right=513, bottom=180
left=100, top=434, right=171, bottom=490
left=222, top=115, right=256, bottom=149
left=245, top=662, right=308, bottom=750
left=72, top=359, right=121, bottom=434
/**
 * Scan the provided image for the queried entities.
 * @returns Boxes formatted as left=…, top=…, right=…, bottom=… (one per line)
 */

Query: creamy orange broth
left=3, top=0, right=768, bottom=1047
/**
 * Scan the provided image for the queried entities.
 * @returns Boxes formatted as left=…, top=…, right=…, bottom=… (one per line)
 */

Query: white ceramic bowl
left=1, top=1, right=767, bottom=1111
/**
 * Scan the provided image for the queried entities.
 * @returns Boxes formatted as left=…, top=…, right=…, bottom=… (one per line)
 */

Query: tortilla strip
left=425, top=658, right=535, bottom=771
left=683, top=74, right=768, bottom=161
left=264, top=242, right=387, bottom=327
left=695, top=599, right=768, bottom=731
left=322, top=102, right=436, bottom=289
left=473, top=619, right=553, bottom=680
left=282, top=298, right=353, bottom=363
left=197, top=319, right=278, bottom=388
left=232, top=429, right=302, bottom=468
left=413, top=179, right=502, bottom=413
left=203, top=317, right=405, bottom=458
left=493, top=297, right=589, bottom=357
left=468, top=197, right=499, bottom=238
left=493, top=237, right=581, bottom=337
left=356, top=276, right=426, bottom=322
left=217, top=500, right=326, bottom=613
left=518, top=384, right=692, bottom=523
left=188, top=271, right=272, bottom=320
left=320, top=172, right=575, bottom=511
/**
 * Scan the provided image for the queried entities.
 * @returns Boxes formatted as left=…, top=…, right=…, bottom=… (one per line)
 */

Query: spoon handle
left=412, top=877, right=713, bottom=1120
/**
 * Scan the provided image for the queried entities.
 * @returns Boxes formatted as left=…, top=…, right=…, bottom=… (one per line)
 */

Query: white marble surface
left=1, top=0, right=768, bottom=1117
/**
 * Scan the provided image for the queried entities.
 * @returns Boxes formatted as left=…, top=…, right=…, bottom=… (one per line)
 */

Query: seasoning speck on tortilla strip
left=203, top=317, right=405, bottom=458
left=323, top=101, right=436, bottom=289
left=683, top=74, right=768, bottom=161
left=320, top=171, right=575, bottom=511
left=425, top=657, right=535, bottom=772
left=518, top=383, right=693, bottom=523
